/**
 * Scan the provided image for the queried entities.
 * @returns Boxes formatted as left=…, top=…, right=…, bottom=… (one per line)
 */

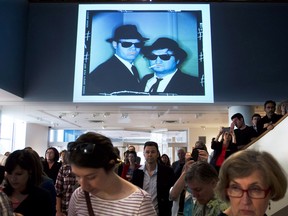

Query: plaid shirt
left=55, top=164, right=78, bottom=215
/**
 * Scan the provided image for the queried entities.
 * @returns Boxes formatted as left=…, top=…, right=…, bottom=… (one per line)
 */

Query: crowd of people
left=0, top=99, right=286, bottom=215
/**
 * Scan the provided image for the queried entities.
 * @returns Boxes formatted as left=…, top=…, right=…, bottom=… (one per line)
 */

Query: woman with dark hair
left=42, top=147, right=62, bottom=184
left=161, top=154, right=171, bottom=167
left=4, top=150, right=53, bottom=216
left=120, top=150, right=140, bottom=181
left=209, top=127, right=237, bottom=173
left=67, top=132, right=156, bottom=216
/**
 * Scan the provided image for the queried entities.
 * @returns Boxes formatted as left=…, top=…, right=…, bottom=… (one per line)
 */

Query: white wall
left=248, top=115, right=288, bottom=215
left=188, top=126, right=219, bottom=154
left=25, top=123, right=49, bottom=157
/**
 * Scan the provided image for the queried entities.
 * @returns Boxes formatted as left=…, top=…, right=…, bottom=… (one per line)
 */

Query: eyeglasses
left=227, top=186, right=270, bottom=199
left=118, top=41, right=144, bottom=48
left=146, top=54, right=174, bottom=61
left=67, top=142, right=96, bottom=154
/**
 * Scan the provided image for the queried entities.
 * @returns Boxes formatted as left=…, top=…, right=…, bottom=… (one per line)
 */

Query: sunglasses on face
left=118, top=41, right=144, bottom=48
left=67, top=142, right=96, bottom=154
left=146, top=54, right=174, bottom=61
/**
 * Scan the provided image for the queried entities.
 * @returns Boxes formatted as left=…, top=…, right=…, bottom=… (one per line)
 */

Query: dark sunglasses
left=146, top=54, right=174, bottom=61
left=118, top=41, right=144, bottom=48
left=67, top=142, right=96, bottom=154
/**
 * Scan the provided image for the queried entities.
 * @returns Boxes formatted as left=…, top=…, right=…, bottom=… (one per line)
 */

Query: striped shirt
left=68, top=187, right=156, bottom=216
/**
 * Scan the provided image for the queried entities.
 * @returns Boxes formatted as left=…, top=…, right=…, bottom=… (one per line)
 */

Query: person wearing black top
left=141, top=37, right=204, bottom=95
left=132, top=141, right=176, bottom=216
left=42, top=147, right=61, bottom=184
left=85, top=24, right=149, bottom=95
left=230, top=113, right=258, bottom=149
left=4, top=150, right=53, bottom=216
left=257, top=100, right=283, bottom=135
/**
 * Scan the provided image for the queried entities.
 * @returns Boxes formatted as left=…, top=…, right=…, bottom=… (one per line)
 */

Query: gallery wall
left=2, top=1, right=288, bottom=103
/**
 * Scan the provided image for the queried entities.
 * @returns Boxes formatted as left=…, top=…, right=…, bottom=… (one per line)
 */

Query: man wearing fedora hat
left=141, top=37, right=204, bottom=95
left=85, top=24, right=149, bottom=95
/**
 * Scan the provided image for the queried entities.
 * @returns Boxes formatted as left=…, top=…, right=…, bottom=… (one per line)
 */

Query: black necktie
left=149, top=77, right=163, bottom=93
left=131, top=65, right=140, bottom=83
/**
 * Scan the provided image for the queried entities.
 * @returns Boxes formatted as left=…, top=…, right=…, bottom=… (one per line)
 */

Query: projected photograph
left=73, top=4, right=213, bottom=103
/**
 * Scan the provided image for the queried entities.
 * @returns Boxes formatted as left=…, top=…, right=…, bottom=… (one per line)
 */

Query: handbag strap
left=84, top=191, right=95, bottom=216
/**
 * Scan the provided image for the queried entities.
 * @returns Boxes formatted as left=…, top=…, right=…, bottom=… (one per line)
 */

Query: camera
left=222, top=127, right=230, bottom=132
left=191, top=147, right=204, bottom=161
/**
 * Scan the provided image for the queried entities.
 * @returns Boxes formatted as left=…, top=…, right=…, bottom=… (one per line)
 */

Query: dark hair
left=144, top=141, right=161, bottom=163
left=144, top=141, right=159, bottom=152
left=142, top=37, right=187, bottom=64
left=4, top=150, right=43, bottom=196
left=45, top=147, right=60, bottom=162
left=161, top=154, right=171, bottom=166
left=68, top=132, right=120, bottom=172
left=113, top=147, right=120, bottom=158
left=127, top=150, right=137, bottom=163
left=0, top=166, right=4, bottom=184
left=264, top=100, right=276, bottom=108
left=231, top=113, right=244, bottom=121
left=251, top=113, right=261, bottom=119
left=195, top=140, right=208, bottom=152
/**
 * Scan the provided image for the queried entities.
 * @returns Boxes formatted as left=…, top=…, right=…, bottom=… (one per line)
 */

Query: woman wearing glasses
left=216, top=150, right=287, bottom=216
left=141, top=37, right=204, bottom=95
left=67, top=132, right=156, bottom=216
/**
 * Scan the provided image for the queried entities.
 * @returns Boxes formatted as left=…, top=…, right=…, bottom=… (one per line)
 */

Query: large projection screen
left=73, top=3, right=213, bottom=103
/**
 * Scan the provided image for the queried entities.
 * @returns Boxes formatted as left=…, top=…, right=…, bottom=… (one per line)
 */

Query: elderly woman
left=216, top=150, right=287, bottom=216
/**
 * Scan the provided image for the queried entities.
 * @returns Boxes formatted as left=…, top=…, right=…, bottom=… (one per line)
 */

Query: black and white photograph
left=73, top=4, right=213, bottom=103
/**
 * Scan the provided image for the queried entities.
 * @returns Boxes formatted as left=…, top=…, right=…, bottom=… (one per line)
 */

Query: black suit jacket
left=131, top=163, right=176, bottom=216
left=140, top=69, right=204, bottom=95
left=85, top=55, right=141, bottom=95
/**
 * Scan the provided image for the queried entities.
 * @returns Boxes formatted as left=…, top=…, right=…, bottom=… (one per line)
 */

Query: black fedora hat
left=142, top=37, right=187, bottom=63
left=107, top=24, right=149, bottom=42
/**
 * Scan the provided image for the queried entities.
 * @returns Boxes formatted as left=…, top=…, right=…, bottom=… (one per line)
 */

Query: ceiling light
left=103, top=112, right=110, bottom=118
left=121, top=113, right=128, bottom=118
left=92, top=113, right=100, bottom=118
left=58, top=113, right=66, bottom=119
left=71, top=112, right=78, bottom=118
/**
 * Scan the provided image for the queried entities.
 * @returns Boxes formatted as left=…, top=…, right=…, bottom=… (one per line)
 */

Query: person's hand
left=267, top=124, right=274, bottom=130
left=281, top=103, right=287, bottom=115
left=230, top=122, right=235, bottom=131
left=182, top=160, right=194, bottom=173
left=219, top=127, right=224, bottom=134
left=198, top=150, right=208, bottom=162
left=264, top=121, right=273, bottom=129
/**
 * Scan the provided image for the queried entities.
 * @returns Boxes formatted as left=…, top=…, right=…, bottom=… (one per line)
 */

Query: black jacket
left=140, top=69, right=204, bottom=95
left=131, top=163, right=176, bottom=216
left=85, top=55, right=141, bottom=95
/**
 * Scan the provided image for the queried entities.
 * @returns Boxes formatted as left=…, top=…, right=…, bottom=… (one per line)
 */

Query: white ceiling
left=0, top=89, right=265, bottom=134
